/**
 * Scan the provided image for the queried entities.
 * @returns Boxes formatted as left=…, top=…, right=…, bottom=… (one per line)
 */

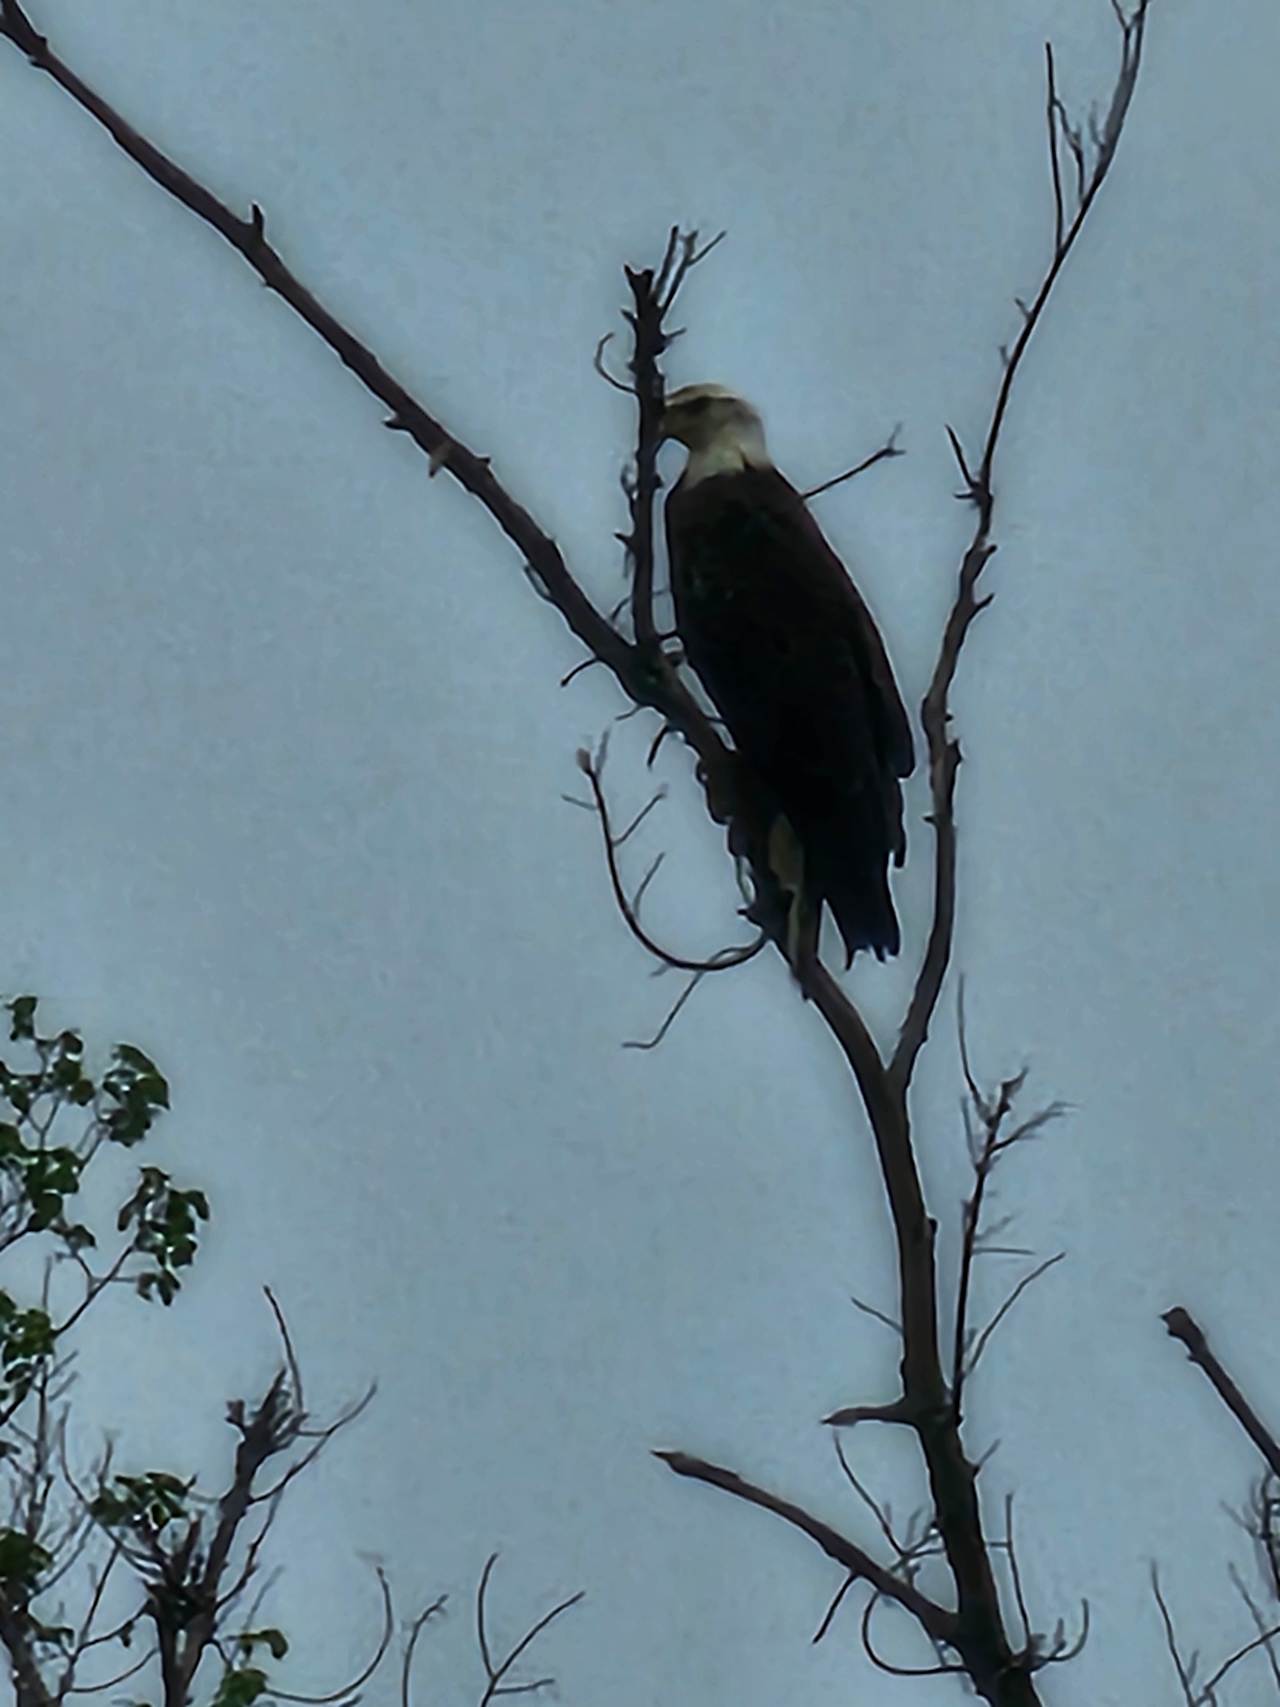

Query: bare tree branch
left=256, top=1567, right=394, bottom=1704
left=576, top=745, right=766, bottom=975
left=1228, top=1563, right=1280, bottom=1691
left=801, top=426, right=904, bottom=501
left=655, top=1451, right=957, bottom=1648
left=1200, top=1616, right=1280, bottom=1701
left=1151, top=1565, right=1198, bottom=1707
left=474, top=1556, right=582, bottom=1707
left=890, top=0, right=1155, bottom=1099
left=964, top=1254, right=1066, bottom=1387
left=1164, top=1307, right=1280, bottom=1482
left=400, top=1594, right=448, bottom=1707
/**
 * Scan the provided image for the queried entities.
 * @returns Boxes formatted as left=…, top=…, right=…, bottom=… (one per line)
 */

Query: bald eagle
left=661, top=384, right=914, bottom=966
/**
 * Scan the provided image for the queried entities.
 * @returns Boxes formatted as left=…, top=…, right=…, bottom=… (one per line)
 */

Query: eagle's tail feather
left=824, top=860, right=901, bottom=967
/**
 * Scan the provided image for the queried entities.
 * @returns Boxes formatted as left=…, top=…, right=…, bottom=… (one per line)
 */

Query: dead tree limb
left=1163, top=1307, right=1280, bottom=1483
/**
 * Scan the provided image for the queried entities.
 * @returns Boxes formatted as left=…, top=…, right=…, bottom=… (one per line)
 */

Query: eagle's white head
left=661, top=383, right=770, bottom=486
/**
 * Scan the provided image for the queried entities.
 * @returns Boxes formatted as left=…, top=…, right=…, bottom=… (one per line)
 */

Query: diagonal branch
left=0, top=0, right=732, bottom=822
left=801, top=426, right=904, bottom=501
left=1163, top=1307, right=1280, bottom=1482
left=891, top=0, right=1155, bottom=1099
left=654, top=1451, right=957, bottom=1649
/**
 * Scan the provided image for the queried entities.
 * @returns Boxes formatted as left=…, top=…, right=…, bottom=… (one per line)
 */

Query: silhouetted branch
left=1200, top=1617, right=1280, bottom=1702
left=823, top=1399, right=914, bottom=1428
left=811, top=1572, right=857, bottom=1644
left=860, top=1595, right=968, bottom=1679
left=1045, top=46, right=1066, bottom=251
left=622, top=969, right=710, bottom=1052
left=1229, top=1563, right=1280, bottom=1690
left=618, top=228, right=719, bottom=651
left=1151, top=1565, right=1198, bottom=1706
left=400, top=1593, right=448, bottom=1707
left=0, top=0, right=740, bottom=889
left=1163, top=1307, right=1280, bottom=1482
left=263, top=1287, right=305, bottom=1422
left=891, top=0, right=1155, bottom=1100
left=831, top=1436, right=943, bottom=1595
left=655, top=1451, right=957, bottom=1648
left=801, top=426, right=904, bottom=501
left=591, top=333, right=632, bottom=395
left=0, top=1601, right=55, bottom=1707
left=253, top=1567, right=393, bottom=1704
left=1152, top=1555, right=1280, bottom=1705
left=949, top=1035, right=1068, bottom=1412
left=576, top=744, right=766, bottom=976
left=965, top=1254, right=1065, bottom=1385
left=474, top=1555, right=582, bottom=1707
left=1245, top=1475, right=1280, bottom=1599
left=846, top=1292, right=902, bottom=1337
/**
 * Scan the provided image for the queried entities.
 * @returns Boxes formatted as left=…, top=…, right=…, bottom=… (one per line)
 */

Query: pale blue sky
left=3, top=1, right=1279, bottom=1701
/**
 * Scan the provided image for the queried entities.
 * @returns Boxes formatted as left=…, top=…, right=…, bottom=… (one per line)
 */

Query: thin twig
left=622, top=970, right=708, bottom=1051
left=965, top=1253, right=1065, bottom=1379
left=400, top=1595, right=448, bottom=1707
left=474, top=1556, right=583, bottom=1707
left=859, top=1596, right=968, bottom=1679
left=592, top=333, right=632, bottom=395
left=1004, top=1494, right=1033, bottom=1650
left=1200, top=1621, right=1280, bottom=1700
left=811, top=1572, right=858, bottom=1644
left=1045, top=45, right=1065, bottom=251
left=847, top=1293, right=902, bottom=1337
left=578, top=747, right=765, bottom=975
left=1229, top=1564, right=1280, bottom=1691
left=260, top=1567, right=394, bottom=1704
left=801, top=427, right=904, bottom=500
left=1151, top=1564, right=1197, bottom=1706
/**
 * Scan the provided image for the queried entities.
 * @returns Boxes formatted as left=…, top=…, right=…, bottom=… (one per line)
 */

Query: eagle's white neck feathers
left=663, top=383, right=772, bottom=487
left=683, top=419, right=771, bottom=485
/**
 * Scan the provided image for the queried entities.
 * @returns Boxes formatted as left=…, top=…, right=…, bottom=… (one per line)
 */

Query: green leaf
left=114, top=1044, right=158, bottom=1074
left=0, top=1528, right=51, bottom=1589
left=26, top=1191, right=63, bottom=1232
left=7, top=997, right=37, bottom=1041
left=90, top=1470, right=193, bottom=1531
left=212, top=1667, right=268, bottom=1707
left=240, top=1629, right=289, bottom=1663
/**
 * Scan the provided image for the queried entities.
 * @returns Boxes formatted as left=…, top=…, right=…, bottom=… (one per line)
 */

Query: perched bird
left=661, top=383, right=914, bottom=967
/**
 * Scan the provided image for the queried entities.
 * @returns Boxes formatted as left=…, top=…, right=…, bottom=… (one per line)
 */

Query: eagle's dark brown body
left=665, top=465, right=913, bottom=963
